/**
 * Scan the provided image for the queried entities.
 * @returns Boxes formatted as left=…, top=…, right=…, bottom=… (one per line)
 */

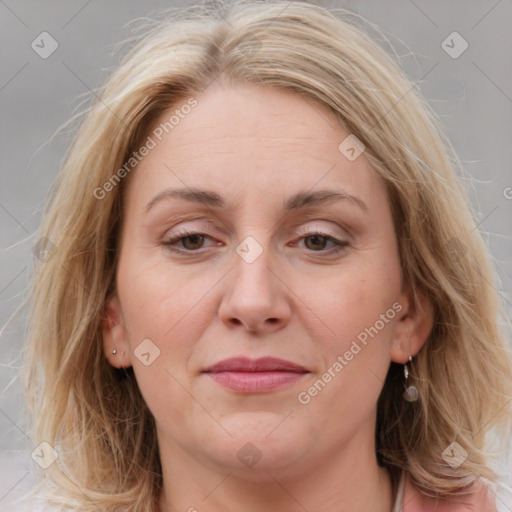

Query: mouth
left=202, top=356, right=309, bottom=393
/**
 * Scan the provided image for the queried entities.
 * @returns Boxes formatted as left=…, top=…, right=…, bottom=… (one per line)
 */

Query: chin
left=202, top=415, right=310, bottom=475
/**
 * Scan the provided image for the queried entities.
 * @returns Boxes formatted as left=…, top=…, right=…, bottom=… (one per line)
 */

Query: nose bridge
left=218, top=231, right=291, bottom=332
left=232, top=233, right=275, bottom=302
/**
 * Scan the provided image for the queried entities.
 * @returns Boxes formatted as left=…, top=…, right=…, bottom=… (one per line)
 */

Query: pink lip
left=203, top=357, right=309, bottom=393
left=204, top=356, right=307, bottom=373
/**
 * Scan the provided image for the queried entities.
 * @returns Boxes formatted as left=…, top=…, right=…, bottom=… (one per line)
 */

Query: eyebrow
left=144, top=187, right=368, bottom=214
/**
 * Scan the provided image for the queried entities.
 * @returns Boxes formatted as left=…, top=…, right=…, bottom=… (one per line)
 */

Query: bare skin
left=103, top=82, right=433, bottom=512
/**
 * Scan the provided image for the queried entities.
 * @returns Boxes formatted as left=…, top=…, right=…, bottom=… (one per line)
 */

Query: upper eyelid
left=165, top=227, right=348, bottom=244
left=165, top=217, right=351, bottom=235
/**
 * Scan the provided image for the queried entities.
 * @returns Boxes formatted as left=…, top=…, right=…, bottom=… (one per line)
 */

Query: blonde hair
left=22, top=0, right=512, bottom=510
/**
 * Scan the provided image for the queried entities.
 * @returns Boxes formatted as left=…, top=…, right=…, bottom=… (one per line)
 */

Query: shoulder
left=402, top=472, right=502, bottom=512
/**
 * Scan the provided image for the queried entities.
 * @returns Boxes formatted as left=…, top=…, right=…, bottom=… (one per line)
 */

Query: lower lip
left=205, top=371, right=307, bottom=393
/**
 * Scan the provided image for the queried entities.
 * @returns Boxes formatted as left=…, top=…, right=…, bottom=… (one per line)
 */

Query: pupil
left=307, top=235, right=325, bottom=250
left=184, top=234, right=203, bottom=250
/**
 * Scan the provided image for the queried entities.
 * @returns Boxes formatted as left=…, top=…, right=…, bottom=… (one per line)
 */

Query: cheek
left=306, top=261, right=400, bottom=347
left=296, top=270, right=399, bottom=433
left=116, top=257, right=214, bottom=426
left=117, top=252, right=212, bottom=340
left=116, top=253, right=220, bottom=393
left=297, top=247, right=401, bottom=412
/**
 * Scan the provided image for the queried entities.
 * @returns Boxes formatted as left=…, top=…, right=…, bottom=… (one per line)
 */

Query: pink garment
left=394, top=471, right=498, bottom=512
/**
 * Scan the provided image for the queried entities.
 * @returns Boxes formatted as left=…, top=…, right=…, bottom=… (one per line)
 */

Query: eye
left=296, top=231, right=349, bottom=254
left=163, top=228, right=219, bottom=253
left=162, top=228, right=349, bottom=255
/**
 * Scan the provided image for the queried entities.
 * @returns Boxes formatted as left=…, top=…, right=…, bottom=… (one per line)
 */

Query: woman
left=21, top=1, right=512, bottom=511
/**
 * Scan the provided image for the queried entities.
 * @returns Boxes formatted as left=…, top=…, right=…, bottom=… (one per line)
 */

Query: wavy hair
left=22, top=1, right=512, bottom=510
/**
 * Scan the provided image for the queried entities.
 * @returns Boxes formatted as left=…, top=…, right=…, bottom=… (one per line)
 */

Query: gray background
left=1, top=0, right=511, bottom=509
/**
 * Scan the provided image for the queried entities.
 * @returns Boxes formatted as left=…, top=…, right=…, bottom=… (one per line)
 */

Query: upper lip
left=203, top=356, right=308, bottom=373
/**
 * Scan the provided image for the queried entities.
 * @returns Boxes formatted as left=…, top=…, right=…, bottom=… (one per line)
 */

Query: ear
left=102, top=293, right=132, bottom=368
left=390, top=286, right=434, bottom=364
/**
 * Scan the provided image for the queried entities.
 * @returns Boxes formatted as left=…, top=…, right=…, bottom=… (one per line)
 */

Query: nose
left=218, top=243, right=292, bottom=334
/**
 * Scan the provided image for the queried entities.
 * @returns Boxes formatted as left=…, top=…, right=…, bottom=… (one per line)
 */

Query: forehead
left=126, top=83, right=383, bottom=212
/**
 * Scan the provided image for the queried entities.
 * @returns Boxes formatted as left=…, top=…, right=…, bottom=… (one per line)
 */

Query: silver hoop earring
left=403, top=355, right=419, bottom=402
left=112, top=349, right=117, bottom=355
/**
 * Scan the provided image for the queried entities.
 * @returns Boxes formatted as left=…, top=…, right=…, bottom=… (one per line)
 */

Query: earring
left=112, top=349, right=117, bottom=355
left=403, top=355, right=419, bottom=402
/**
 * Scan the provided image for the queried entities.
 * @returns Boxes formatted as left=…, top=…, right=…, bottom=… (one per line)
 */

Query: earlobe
left=102, top=293, right=132, bottom=368
left=390, top=287, right=434, bottom=364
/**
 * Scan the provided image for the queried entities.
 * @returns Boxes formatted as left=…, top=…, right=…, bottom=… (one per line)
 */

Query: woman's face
left=104, top=82, right=430, bottom=480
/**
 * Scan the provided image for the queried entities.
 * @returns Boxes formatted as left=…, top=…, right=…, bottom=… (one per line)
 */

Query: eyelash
left=162, top=228, right=349, bottom=256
